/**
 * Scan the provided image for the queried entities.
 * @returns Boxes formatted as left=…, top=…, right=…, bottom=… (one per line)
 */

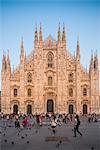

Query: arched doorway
left=69, top=104, right=74, bottom=114
left=27, top=105, right=32, bottom=114
left=47, top=100, right=54, bottom=112
left=83, top=104, right=87, bottom=114
left=13, top=105, right=18, bottom=114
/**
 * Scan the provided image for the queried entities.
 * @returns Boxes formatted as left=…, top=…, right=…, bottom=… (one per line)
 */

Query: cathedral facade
left=1, top=24, right=100, bottom=114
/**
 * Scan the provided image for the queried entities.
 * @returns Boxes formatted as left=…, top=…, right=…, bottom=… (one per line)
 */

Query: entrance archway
left=47, top=100, right=54, bottom=112
left=83, top=104, right=87, bottom=114
left=13, top=105, right=18, bottom=114
left=69, top=104, right=74, bottom=114
left=27, top=105, right=32, bottom=114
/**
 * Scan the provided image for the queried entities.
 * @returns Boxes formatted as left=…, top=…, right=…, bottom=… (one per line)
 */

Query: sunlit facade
left=1, top=25, right=100, bottom=114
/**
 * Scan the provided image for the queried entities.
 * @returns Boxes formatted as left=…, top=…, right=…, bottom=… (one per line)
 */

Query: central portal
left=47, top=99, right=54, bottom=112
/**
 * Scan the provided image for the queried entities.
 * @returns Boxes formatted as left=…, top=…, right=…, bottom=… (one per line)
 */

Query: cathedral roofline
left=44, top=34, right=57, bottom=43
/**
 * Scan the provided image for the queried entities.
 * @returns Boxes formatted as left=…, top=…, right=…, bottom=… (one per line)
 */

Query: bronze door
left=69, top=104, right=74, bottom=114
left=13, top=105, right=18, bottom=114
left=47, top=100, right=54, bottom=112
left=83, top=104, right=87, bottom=114
left=27, top=105, right=32, bottom=114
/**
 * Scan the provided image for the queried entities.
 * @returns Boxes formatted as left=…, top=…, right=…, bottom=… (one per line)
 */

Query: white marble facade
left=1, top=24, right=100, bottom=114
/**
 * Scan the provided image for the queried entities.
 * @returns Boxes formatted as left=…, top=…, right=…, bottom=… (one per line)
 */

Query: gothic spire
left=20, top=37, right=24, bottom=64
left=62, top=23, right=66, bottom=42
left=94, top=50, right=98, bottom=70
left=90, top=50, right=93, bottom=64
left=6, top=49, right=11, bottom=73
left=58, top=22, right=61, bottom=42
left=89, top=50, right=94, bottom=72
left=25, top=51, right=27, bottom=62
left=7, top=49, right=10, bottom=64
left=35, top=24, right=38, bottom=42
left=2, top=50, right=6, bottom=71
left=39, top=23, right=42, bottom=41
left=2, top=50, right=7, bottom=71
left=2, top=50, right=5, bottom=61
left=21, top=37, right=23, bottom=47
left=76, top=36, right=80, bottom=56
left=95, top=50, right=98, bottom=60
left=20, top=37, right=24, bottom=55
left=13, top=64, right=14, bottom=73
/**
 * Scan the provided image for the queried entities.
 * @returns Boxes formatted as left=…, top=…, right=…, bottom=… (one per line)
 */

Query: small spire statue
left=58, top=22, right=61, bottom=42
left=62, top=23, right=66, bottom=42
left=39, top=23, right=42, bottom=41
left=35, top=24, right=38, bottom=42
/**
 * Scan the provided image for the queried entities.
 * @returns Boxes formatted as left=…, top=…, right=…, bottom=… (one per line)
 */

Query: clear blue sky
left=0, top=0, right=100, bottom=90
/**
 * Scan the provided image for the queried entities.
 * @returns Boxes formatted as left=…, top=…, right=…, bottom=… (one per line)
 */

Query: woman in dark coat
left=73, top=114, right=82, bottom=137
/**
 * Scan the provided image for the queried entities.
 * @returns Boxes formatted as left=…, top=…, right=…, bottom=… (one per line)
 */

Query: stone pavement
left=0, top=117, right=100, bottom=150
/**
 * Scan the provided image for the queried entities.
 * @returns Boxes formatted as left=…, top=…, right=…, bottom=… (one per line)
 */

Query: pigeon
left=27, top=141, right=29, bottom=144
left=59, top=140, right=62, bottom=144
left=4, top=139, right=7, bottom=143
left=11, top=141, right=14, bottom=145
left=21, top=136, right=24, bottom=139
left=35, top=130, right=38, bottom=133
left=56, top=140, right=62, bottom=148
left=56, top=143, right=60, bottom=148
left=91, top=147, right=94, bottom=150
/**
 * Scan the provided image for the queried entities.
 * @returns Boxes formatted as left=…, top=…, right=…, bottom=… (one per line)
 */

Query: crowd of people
left=88, top=113, right=98, bottom=123
left=0, top=112, right=99, bottom=137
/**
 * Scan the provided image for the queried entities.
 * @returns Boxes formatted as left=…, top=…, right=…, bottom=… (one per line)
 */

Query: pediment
left=44, top=35, right=57, bottom=47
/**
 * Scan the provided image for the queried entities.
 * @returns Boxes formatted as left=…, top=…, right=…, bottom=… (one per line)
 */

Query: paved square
left=0, top=116, right=100, bottom=150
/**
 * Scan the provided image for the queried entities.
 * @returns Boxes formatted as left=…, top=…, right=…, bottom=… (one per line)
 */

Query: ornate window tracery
left=28, top=88, right=31, bottom=97
left=68, top=73, right=74, bottom=82
left=47, top=52, right=53, bottom=68
left=27, top=72, right=32, bottom=83
left=14, top=89, right=17, bottom=97
left=83, top=88, right=87, bottom=96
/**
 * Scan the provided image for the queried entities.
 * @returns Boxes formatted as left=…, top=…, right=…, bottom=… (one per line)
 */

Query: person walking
left=73, top=114, right=82, bottom=137
left=51, top=118, right=57, bottom=136
left=39, top=115, right=43, bottom=126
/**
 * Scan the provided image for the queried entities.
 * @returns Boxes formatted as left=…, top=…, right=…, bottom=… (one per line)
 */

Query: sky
left=0, top=0, right=100, bottom=90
